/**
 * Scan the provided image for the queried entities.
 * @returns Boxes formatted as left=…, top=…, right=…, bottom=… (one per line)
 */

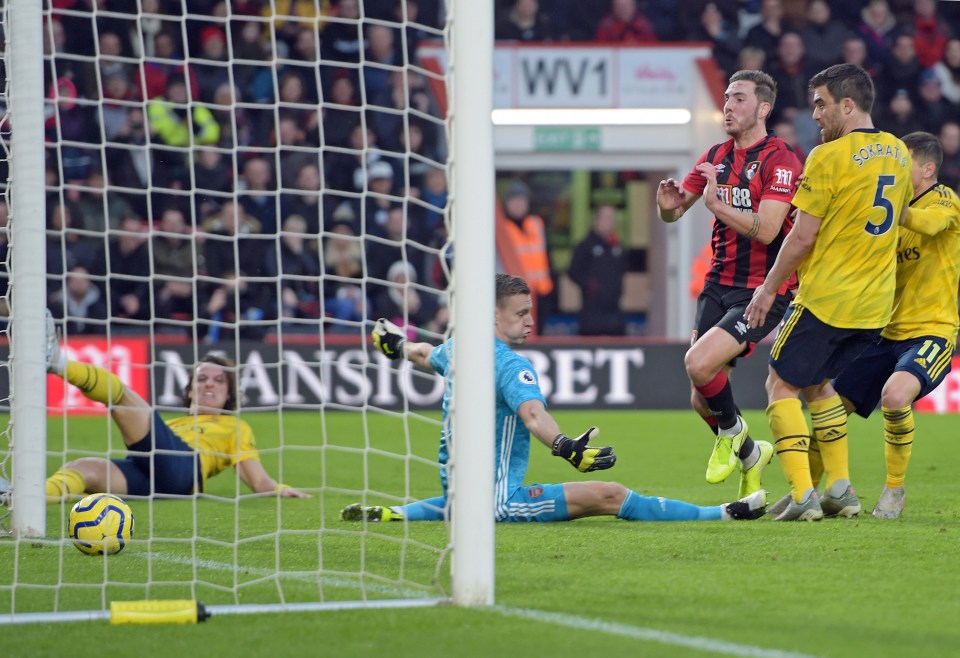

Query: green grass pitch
left=3, top=409, right=960, bottom=657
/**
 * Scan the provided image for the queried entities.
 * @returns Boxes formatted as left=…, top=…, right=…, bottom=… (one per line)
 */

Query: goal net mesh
left=0, top=0, right=456, bottom=619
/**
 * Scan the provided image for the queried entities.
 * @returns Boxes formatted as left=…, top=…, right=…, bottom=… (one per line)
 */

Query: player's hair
left=495, top=273, right=531, bottom=306
left=181, top=353, right=239, bottom=411
left=902, top=131, right=943, bottom=173
left=729, top=69, right=777, bottom=108
left=808, top=63, right=875, bottom=114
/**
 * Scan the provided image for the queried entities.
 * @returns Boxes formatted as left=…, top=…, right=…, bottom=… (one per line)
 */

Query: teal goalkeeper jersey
left=429, top=338, right=545, bottom=519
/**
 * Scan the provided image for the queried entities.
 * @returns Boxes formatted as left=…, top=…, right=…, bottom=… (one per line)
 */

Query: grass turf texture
left=3, top=409, right=960, bottom=657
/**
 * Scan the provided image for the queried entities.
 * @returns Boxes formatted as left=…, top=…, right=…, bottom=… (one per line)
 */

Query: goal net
left=0, top=0, right=493, bottom=622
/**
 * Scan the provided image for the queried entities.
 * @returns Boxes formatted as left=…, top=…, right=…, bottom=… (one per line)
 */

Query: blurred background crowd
left=4, top=0, right=959, bottom=340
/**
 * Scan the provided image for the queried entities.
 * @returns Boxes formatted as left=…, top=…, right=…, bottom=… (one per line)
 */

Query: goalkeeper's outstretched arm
left=518, top=400, right=616, bottom=472
left=371, top=318, right=435, bottom=369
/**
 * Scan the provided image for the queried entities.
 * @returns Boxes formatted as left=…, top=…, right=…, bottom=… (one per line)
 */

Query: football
left=68, top=493, right=135, bottom=556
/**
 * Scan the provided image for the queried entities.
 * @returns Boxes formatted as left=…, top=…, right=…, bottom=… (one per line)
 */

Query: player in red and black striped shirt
left=656, top=69, right=803, bottom=501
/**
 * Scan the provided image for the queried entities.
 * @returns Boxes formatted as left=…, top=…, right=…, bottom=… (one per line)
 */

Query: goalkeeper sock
left=808, top=394, right=849, bottom=489
left=882, top=406, right=914, bottom=488
left=65, top=361, right=125, bottom=406
left=616, top=490, right=721, bottom=521
left=694, top=371, right=738, bottom=430
left=767, top=398, right=813, bottom=503
left=398, top=496, right=447, bottom=521
left=46, top=467, right=86, bottom=503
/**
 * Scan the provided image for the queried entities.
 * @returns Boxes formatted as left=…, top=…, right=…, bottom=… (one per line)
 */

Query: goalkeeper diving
left=341, top=274, right=765, bottom=523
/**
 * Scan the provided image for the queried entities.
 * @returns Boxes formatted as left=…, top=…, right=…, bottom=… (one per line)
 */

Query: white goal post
left=0, top=0, right=493, bottom=622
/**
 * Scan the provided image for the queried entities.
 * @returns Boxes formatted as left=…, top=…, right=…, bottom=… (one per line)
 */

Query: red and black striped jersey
left=682, top=133, right=803, bottom=293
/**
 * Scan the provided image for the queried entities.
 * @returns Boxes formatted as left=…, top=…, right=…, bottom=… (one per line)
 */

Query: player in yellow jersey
left=744, top=63, right=912, bottom=521
left=813, top=132, right=960, bottom=520
left=40, top=313, right=309, bottom=502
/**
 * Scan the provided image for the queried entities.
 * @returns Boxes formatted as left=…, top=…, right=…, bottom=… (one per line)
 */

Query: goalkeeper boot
left=706, top=416, right=749, bottom=484
left=724, top=489, right=767, bottom=520
left=340, top=503, right=404, bottom=522
left=738, top=440, right=774, bottom=499
left=820, top=482, right=861, bottom=518
left=872, top=485, right=905, bottom=519
left=772, top=489, right=824, bottom=522
left=45, top=309, right=66, bottom=375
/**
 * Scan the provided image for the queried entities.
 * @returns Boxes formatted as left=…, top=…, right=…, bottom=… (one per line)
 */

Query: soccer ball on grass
left=68, top=493, right=134, bottom=555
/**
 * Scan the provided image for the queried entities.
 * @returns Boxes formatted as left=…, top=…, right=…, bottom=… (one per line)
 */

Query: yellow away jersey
left=792, top=129, right=912, bottom=328
left=167, top=414, right=260, bottom=484
left=884, top=183, right=960, bottom=341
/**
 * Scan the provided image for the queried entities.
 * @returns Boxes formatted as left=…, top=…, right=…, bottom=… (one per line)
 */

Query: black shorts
left=833, top=335, right=955, bottom=418
left=770, top=303, right=881, bottom=389
left=112, top=411, right=203, bottom=497
left=693, top=282, right=792, bottom=365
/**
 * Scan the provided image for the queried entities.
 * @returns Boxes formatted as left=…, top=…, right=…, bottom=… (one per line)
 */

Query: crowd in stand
left=11, top=0, right=960, bottom=340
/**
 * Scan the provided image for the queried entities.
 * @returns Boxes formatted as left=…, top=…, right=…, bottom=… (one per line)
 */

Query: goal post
left=0, top=0, right=495, bottom=621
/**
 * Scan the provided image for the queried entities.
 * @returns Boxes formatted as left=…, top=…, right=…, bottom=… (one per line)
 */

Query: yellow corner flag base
left=110, top=600, right=210, bottom=625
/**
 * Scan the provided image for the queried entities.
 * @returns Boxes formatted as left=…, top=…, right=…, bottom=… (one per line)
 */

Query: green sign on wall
left=534, top=127, right=601, bottom=151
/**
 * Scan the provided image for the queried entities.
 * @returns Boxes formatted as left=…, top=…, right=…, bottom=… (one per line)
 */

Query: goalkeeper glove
left=372, top=318, right=406, bottom=360
left=551, top=427, right=617, bottom=472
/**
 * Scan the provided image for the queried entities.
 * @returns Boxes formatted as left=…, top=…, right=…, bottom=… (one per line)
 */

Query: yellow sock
left=808, top=394, right=850, bottom=489
left=766, top=398, right=813, bottom=502
left=882, top=406, right=914, bottom=488
left=65, top=362, right=125, bottom=406
left=46, top=466, right=86, bottom=504
left=808, top=436, right=824, bottom=490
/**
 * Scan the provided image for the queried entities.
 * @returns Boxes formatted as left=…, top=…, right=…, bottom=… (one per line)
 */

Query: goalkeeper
left=341, top=274, right=764, bottom=523
left=40, top=313, right=308, bottom=502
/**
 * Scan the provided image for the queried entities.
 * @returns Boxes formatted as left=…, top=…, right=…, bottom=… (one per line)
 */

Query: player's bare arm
left=656, top=178, right=700, bottom=223
left=744, top=210, right=821, bottom=328
left=237, top=459, right=311, bottom=498
left=697, top=162, right=791, bottom=244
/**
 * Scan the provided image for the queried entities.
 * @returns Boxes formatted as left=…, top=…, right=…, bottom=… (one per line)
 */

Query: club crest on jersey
left=745, top=161, right=760, bottom=180
left=518, top=370, right=536, bottom=385
left=527, top=486, right=544, bottom=498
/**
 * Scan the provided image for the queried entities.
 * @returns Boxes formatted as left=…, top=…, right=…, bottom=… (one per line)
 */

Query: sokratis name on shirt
left=851, top=142, right=909, bottom=168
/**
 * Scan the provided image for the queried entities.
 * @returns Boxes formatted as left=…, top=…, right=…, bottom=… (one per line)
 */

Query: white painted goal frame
left=0, top=0, right=493, bottom=622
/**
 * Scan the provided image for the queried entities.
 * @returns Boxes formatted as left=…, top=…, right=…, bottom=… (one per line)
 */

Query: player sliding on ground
left=341, top=274, right=766, bottom=524
left=35, top=311, right=309, bottom=502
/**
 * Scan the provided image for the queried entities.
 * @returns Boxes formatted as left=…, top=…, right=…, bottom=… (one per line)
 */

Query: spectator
left=932, top=38, right=960, bottom=105
left=857, top=0, right=900, bottom=69
left=370, top=260, right=438, bottom=332
left=238, top=157, right=279, bottom=236
left=418, top=166, right=447, bottom=239
left=367, top=203, right=428, bottom=282
left=142, top=31, right=195, bottom=102
left=101, top=72, right=139, bottom=143
left=320, top=0, right=366, bottom=64
left=495, top=0, right=554, bottom=42
left=191, top=26, right=231, bottom=104
left=496, top=179, right=554, bottom=334
left=874, top=89, right=925, bottom=137
left=687, top=2, right=742, bottom=79
left=233, top=21, right=274, bottom=104
left=743, top=0, right=794, bottom=64
left=771, top=119, right=806, bottom=163
left=840, top=35, right=878, bottom=78
left=71, top=167, right=135, bottom=233
left=915, top=68, right=955, bottom=134
left=277, top=72, right=320, bottom=145
left=362, top=24, right=401, bottom=105
left=280, top=26, right=322, bottom=104
left=322, top=70, right=362, bottom=149
left=106, top=215, right=151, bottom=330
left=146, top=75, right=220, bottom=189
left=49, top=265, right=108, bottom=335
left=280, top=162, right=323, bottom=234
left=799, top=0, right=852, bottom=72
left=567, top=204, right=627, bottom=336
left=202, top=271, right=275, bottom=343
left=736, top=46, right=767, bottom=72
left=594, top=0, right=658, bottom=43
left=938, top=121, right=960, bottom=191
left=103, top=106, right=149, bottom=212
left=323, top=218, right=367, bottom=327
left=768, top=31, right=817, bottom=123
left=370, top=70, right=434, bottom=152
left=912, top=0, right=952, bottom=69
left=46, top=200, right=103, bottom=303
left=363, top=160, right=399, bottom=233
left=266, top=214, right=321, bottom=321
left=876, top=33, right=922, bottom=103
left=200, top=199, right=267, bottom=281
left=193, top=148, right=233, bottom=219
left=152, top=206, right=197, bottom=331
left=276, top=114, right=317, bottom=190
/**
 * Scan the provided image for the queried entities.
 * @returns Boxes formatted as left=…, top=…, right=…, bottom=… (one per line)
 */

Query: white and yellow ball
left=68, top=493, right=134, bottom=555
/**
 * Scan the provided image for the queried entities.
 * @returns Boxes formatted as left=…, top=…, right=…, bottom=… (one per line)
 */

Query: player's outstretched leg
left=723, top=489, right=768, bottom=520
